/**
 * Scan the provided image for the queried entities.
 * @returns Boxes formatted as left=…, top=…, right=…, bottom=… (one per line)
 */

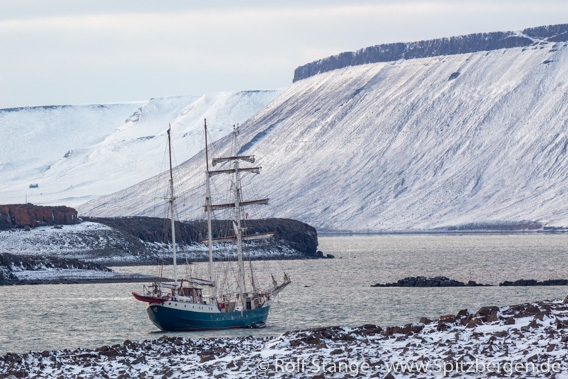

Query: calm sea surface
left=2, top=234, right=568, bottom=354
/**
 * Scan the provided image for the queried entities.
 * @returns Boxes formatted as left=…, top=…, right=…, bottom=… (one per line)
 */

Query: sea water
left=1, top=234, right=568, bottom=354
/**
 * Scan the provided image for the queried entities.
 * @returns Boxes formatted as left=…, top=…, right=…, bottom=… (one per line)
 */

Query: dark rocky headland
left=0, top=202, right=328, bottom=268
left=83, top=216, right=329, bottom=263
left=0, top=204, right=328, bottom=284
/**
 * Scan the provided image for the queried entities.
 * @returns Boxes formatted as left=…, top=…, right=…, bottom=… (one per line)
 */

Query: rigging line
left=219, top=253, right=232, bottom=296
left=158, top=207, right=172, bottom=281
left=151, top=134, right=172, bottom=221
left=172, top=207, right=189, bottom=258
left=246, top=217, right=287, bottom=289
left=215, top=244, right=238, bottom=296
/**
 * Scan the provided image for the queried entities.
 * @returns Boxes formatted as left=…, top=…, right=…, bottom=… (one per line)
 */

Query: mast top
left=204, top=119, right=210, bottom=172
left=167, top=123, right=174, bottom=183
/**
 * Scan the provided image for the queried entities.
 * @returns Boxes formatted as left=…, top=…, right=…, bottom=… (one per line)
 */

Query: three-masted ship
left=132, top=121, right=290, bottom=330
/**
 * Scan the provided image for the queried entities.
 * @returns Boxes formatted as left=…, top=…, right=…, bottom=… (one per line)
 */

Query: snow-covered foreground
left=81, top=32, right=568, bottom=233
left=3, top=298, right=568, bottom=378
left=0, top=90, right=281, bottom=207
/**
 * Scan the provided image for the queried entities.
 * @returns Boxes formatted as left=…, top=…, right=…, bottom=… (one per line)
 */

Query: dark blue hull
left=146, top=302, right=270, bottom=331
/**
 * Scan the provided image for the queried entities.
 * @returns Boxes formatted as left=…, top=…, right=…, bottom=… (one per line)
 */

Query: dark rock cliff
left=293, top=24, right=568, bottom=82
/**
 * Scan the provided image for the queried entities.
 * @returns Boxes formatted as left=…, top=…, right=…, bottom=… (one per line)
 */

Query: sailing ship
left=132, top=120, right=291, bottom=330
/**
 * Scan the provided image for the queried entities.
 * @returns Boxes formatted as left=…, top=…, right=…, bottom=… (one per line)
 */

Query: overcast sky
left=1, top=0, right=567, bottom=109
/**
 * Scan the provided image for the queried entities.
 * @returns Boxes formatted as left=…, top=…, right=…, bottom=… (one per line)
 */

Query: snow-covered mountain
left=80, top=25, right=568, bottom=232
left=0, top=91, right=281, bottom=207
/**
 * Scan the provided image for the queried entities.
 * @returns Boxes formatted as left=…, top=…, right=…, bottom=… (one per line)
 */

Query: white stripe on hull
left=153, top=300, right=271, bottom=314
left=159, top=301, right=221, bottom=313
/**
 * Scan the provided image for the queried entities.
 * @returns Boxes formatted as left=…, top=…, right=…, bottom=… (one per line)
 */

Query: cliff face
left=0, top=204, right=79, bottom=229
left=293, top=24, right=568, bottom=82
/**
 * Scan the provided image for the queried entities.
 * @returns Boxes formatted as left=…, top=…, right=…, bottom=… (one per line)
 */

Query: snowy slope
left=0, top=102, right=143, bottom=188
left=0, top=91, right=281, bottom=207
left=80, top=34, right=568, bottom=232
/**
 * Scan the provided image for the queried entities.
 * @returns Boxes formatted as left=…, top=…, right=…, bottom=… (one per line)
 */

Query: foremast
left=167, top=124, right=178, bottom=288
left=204, top=119, right=216, bottom=300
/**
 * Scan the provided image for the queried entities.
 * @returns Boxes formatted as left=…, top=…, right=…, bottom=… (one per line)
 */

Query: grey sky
left=1, top=1, right=566, bottom=109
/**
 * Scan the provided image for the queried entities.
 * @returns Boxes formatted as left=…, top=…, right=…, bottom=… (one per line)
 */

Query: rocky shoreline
left=1, top=276, right=164, bottom=286
left=2, top=298, right=568, bottom=377
left=0, top=252, right=159, bottom=286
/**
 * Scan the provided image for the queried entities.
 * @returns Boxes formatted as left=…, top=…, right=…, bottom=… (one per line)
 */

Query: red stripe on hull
left=132, top=291, right=163, bottom=304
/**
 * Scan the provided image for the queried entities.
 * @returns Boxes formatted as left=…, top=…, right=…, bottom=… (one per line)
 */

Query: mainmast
left=167, top=124, right=178, bottom=288
left=205, top=123, right=271, bottom=310
left=232, top=126, right=247, bottom=308
left=204, top=119, right=216, bottom=299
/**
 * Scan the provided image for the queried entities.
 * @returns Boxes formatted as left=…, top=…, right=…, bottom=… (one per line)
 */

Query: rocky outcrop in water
left=500, top=279, right=568, bottom=286
left=0, top=204, right=78, bottom=230
left=293, top=24, right=568, bottom=81
left=371, top=276, right=485, bottom=287
left=372, top=276, right=568, bottom=287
